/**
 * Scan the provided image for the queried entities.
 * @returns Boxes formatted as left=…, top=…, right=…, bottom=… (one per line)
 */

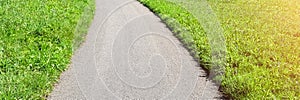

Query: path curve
left=48, top=0, right=222, bottom=99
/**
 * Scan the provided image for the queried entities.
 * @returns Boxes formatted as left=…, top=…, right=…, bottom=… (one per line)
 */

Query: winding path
left=48, top=0, right=222, bottom=99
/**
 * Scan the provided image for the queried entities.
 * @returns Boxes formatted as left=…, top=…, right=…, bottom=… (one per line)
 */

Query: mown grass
left=138, top=0, right=300, bottom=99
left=0, top=0, right=94, bottom=99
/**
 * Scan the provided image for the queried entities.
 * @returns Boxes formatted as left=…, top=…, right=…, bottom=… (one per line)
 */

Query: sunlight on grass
left=139, top=0, right=300, bottom=99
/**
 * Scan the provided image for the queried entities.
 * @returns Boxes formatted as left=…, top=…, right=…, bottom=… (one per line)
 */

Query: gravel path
left=48, top=0, right=222, bottom=99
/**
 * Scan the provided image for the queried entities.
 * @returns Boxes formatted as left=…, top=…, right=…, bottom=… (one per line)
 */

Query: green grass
left=0, top=0, right=94, bottom=99
left=138, top=0, right=300, bottom=99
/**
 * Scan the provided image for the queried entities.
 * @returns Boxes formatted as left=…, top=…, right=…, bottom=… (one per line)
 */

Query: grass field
left=0, top=0, right=94, bottom=99
left=139, top=0, right=300, bottom=99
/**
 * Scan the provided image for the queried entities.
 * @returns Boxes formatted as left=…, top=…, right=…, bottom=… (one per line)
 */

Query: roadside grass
left=0, top=0, right=94, bottom=99
left=138, top=0, right=300, bottom=99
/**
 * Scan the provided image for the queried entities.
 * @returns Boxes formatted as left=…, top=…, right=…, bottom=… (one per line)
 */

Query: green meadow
left=1, top=0, right=300, bottom=99
left=0, top=0, right=94, bottom=99
left=139, top=0, right=300, bottom=99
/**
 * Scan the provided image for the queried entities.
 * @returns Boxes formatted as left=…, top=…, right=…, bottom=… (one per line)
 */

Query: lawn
left=0, top=0, right=94, bottom=99
left=138, top=0, right=300, bottom=99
